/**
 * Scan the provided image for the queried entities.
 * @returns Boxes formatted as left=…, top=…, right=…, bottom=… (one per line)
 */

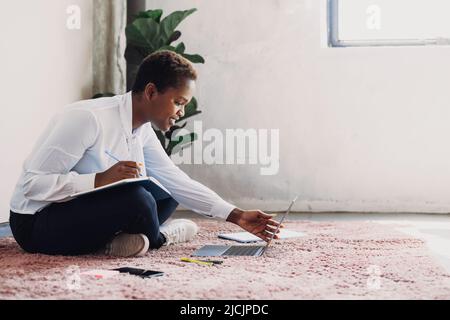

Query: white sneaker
left=104, top=233, right=149, bottom=257
left=160, top=219, right=199, bottom=246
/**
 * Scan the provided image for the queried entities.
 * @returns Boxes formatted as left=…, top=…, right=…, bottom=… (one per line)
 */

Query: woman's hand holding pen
left=95, top=161, right=142, bottom=188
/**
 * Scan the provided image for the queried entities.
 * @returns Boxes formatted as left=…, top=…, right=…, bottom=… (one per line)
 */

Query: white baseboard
left=177, top=199, right=450, bottom=214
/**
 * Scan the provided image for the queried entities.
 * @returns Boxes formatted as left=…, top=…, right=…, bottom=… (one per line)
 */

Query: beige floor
left=174, top=211, right=450, bottom=273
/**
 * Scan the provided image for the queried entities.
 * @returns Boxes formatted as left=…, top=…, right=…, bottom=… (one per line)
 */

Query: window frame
left=327, top=0, right=450, bottom=47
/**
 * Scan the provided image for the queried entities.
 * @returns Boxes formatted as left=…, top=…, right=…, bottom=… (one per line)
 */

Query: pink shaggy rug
left=0, top=219, right=449, bottom=300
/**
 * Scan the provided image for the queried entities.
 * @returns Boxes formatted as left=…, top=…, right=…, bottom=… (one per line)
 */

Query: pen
left=105, top=150, right=120, bottom=162
left=180, top=258, right=223, bottom=266
left=105, top=151, right=143, bottom=177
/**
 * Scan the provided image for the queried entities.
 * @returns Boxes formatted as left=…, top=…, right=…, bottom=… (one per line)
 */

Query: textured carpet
left=0, top=219, right=449, bottom=300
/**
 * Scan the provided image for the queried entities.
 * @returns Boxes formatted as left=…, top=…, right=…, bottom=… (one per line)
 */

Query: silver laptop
left=192, top=196, right=298, bottom=257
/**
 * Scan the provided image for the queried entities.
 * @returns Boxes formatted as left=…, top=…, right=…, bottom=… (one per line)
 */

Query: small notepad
left=218, top=229, right=305, bottom=243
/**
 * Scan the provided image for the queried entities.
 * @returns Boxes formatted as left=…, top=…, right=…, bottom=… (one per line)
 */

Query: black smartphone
left=113, top=267, right=164, bottom=278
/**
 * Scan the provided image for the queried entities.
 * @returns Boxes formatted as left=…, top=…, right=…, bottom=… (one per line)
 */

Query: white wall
left=0, top=0, right=93, bottom=223
left=147, top=0, right=450, bottom=213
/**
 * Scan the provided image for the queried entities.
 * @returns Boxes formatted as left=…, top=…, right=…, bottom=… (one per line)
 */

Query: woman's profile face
left=146, top=79, right=196, bottom=132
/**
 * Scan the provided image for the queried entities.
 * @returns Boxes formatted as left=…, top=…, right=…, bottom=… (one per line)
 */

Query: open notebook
left=69, top=176, right=171, bottom=200
left=218, top=229, right=305, bottom=243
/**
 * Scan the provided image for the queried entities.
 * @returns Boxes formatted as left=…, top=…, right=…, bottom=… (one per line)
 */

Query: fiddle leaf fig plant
left=95, top=8, right=204, bottom=157
left=125, top=8, right=204, bottom=156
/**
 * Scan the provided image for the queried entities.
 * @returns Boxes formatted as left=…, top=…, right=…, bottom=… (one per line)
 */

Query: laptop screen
left=264, top=196, right=298, bottom=251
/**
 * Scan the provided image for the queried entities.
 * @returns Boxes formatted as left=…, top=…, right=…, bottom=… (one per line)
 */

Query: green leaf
left=134, top=9, right=163, bottom=23
left=166, top=133, right=198, bottom=156
left=175, top=42, right=186, bottom=54
left=165, top=122, right=188, bottom=139
left=126, top=18, right=161, bottom=51
left=155, top=44, right=188, bottom=56
left=159, top=9, right=197, bottom=47
left=181, top=53, right=205, bottom=64
left=158, top=43, right=186, bottom=55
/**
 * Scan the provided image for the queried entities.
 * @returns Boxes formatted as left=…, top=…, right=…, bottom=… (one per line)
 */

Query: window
left=328, top=0, right=450, bottom=47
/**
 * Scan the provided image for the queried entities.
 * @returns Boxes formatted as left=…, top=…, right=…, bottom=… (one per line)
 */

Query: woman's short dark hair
left=132, top=50, right=198, bottom=94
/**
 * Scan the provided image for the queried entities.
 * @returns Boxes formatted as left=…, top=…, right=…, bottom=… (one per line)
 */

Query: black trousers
left=9, top=184, right=178, bottom=256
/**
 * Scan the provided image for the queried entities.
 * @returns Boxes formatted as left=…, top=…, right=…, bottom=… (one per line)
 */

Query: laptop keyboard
left=223, top=245, right=264, bottom=256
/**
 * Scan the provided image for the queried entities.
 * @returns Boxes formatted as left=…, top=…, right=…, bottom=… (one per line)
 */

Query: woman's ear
left=144, top=83, right=157, bottom=101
